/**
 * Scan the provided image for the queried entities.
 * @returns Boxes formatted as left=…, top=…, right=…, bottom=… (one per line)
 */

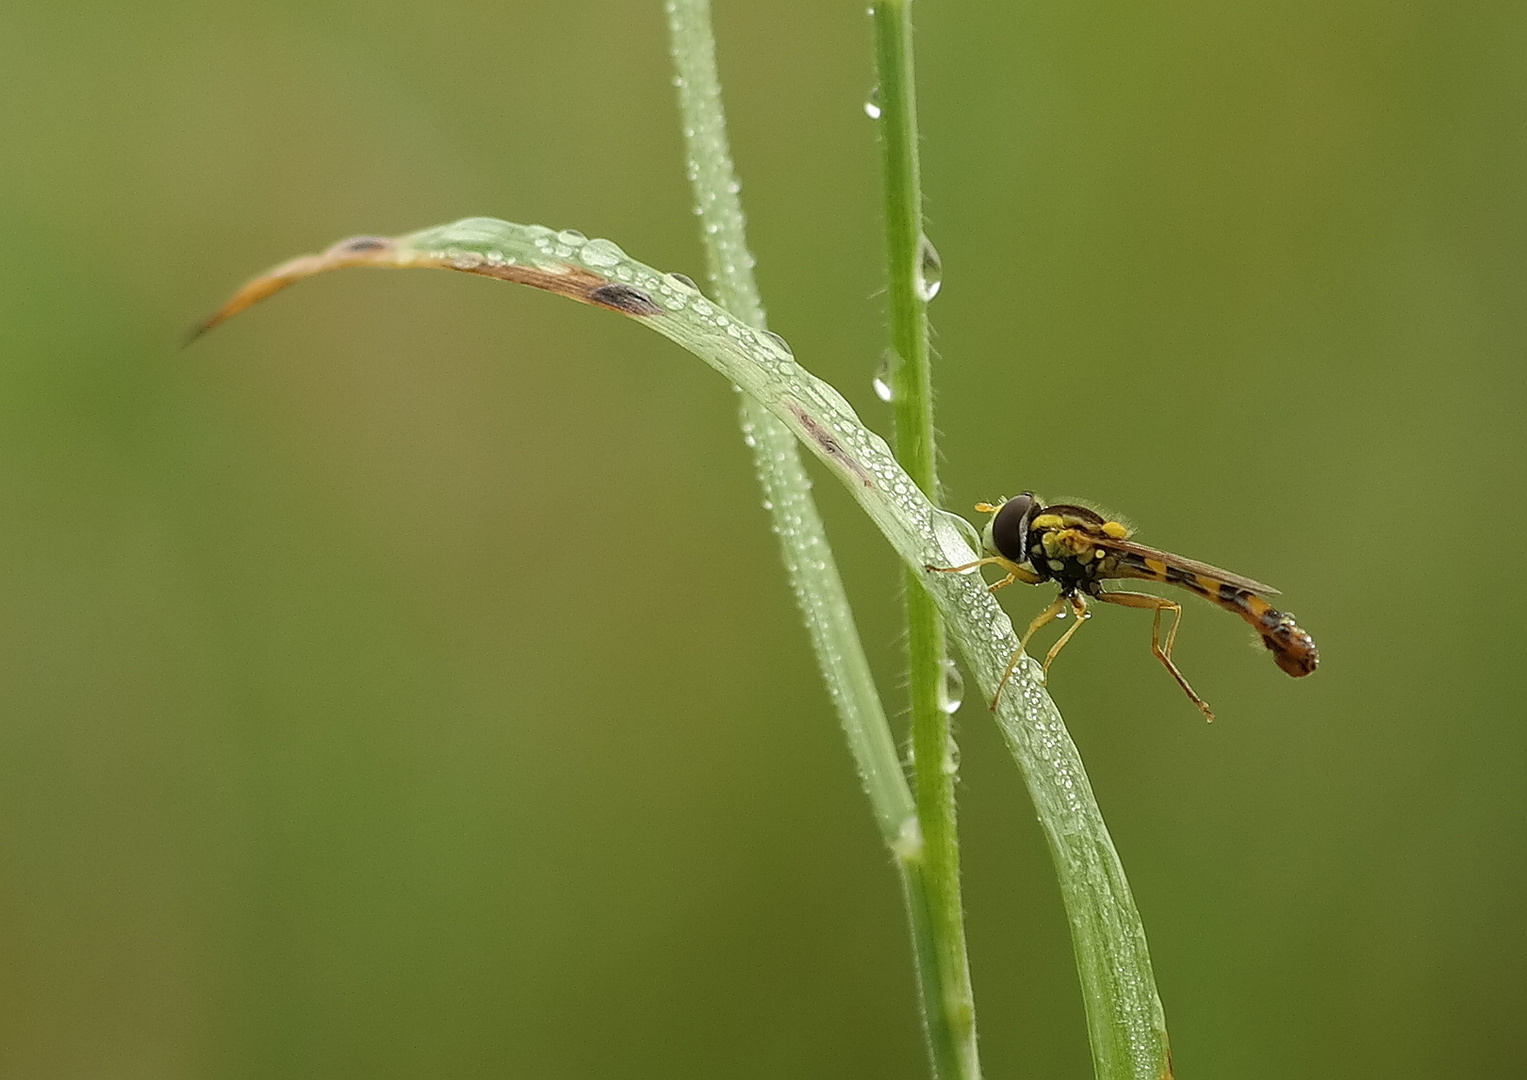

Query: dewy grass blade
left=193, top=216, right=1174, bottom=1080
left=662, top=0, right=914, bottom=844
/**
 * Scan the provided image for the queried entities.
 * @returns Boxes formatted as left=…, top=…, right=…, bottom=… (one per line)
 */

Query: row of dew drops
left=868, top=81, right=958, bottom=713
left=530, top=191, right=957, bottom=707
left=866, top=87, right=944, bottom=403
left=508, top=227, right=952, bottom=549
left=425, top=221, right=980, bottom=716
left=488, top=222, right=801, bottom=370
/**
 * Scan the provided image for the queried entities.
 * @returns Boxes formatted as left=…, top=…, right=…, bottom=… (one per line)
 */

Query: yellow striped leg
left=1095, top=590, right=1214, bottom=721
left=991, top=592, right=1088, bottom=710
left=924, top=556, right=1042, bottom=593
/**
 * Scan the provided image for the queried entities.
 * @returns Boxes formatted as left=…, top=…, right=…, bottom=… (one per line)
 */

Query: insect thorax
left=1026, top=505, right=1124, bottom=594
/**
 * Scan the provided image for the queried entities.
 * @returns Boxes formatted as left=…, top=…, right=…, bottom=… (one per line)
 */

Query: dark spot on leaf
left=790, top=404, right=875, bottom=488
left=333, top=236, right=392, bottom=253
left=589, top=283, right=661, bottom=316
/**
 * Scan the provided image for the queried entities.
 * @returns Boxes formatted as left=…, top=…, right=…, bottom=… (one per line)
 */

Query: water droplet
left=930, top=507, right=983, bottom=554
left=893, top=815, right=924, bottom=860
left=940, top=659, right=965, bottom=714
left=942, top=736, right=962, bottom=775
left=664, top=272, right=699, bottom=292
left=763, top=330, right=794, bottom=357
left=557, top=229, right=587, bottom=245
left=863, top=88, right=882, bottom=119
left=915, top=235, right=943, bottom=300
left=1055, top=610, right=1067, bottom=619
left=579, top=238, right=624, bottom=267
left=873, top=348, right=896, bottom=401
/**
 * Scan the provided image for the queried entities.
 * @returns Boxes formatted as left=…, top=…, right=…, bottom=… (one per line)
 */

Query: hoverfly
left=926, top=494, right=1318, bottom=719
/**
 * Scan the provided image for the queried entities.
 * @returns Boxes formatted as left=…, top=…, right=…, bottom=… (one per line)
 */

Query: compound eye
left=989, top=493, right=1036, bottom=563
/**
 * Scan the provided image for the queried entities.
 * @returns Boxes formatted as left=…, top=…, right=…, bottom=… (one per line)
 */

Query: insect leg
left=1018, top=594, right=1068, bottom=654
left=924, top=556, right=1042, bottom=592
left=989, top=560, right=1043, bottom=592
left=924, top=556, right=1006, bottom=574
left=1094, top=590, right=1215, bottom=722
left=1040, top=593, right=1092, bottom=674
left=989, top=593, right=1067, bottom=710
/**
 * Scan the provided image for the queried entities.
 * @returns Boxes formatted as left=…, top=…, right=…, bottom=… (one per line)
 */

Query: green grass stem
left=661, top=0, right=911, bottom=858
left=869, top=6, right=980, bottom=1079
left=663, top=6, right=975, bottom=1076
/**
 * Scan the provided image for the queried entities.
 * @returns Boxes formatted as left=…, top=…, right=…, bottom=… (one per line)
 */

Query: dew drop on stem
left=942, top=735, right=962, bottom=775
left=873, top=348, right=896, bottom=402
left=940, top=659, right=965, bottom=715
left=915, top=235, right=942, bottom=300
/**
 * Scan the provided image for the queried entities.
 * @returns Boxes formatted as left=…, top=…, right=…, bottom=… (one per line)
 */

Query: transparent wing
left=1091, top=535, right=1281, bottom=596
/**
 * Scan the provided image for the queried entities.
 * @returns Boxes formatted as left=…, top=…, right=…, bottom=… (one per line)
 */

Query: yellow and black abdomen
left=1112, top=554, right=1319, bottom=678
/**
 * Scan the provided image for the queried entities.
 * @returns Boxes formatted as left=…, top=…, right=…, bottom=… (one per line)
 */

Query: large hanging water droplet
left=579, top=238, right=625, bottom=267
left=763, top=331, right=794, bottom=357
left=930, top=507, right=983, bottom=554
left=940, top=659, right=965, bottom=714
left=864, top=88, right=882, bottom=119
left=872, top=348, right=896, bottom=402
left=915, top=235, right=943, bottom=300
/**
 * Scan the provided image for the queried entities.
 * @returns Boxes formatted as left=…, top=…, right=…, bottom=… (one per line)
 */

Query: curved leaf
left=194, top=216, right=1172, bottom=1080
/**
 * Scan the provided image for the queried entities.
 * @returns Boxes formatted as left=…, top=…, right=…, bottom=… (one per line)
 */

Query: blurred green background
left=2, top=1, right=1523, bottom=1077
